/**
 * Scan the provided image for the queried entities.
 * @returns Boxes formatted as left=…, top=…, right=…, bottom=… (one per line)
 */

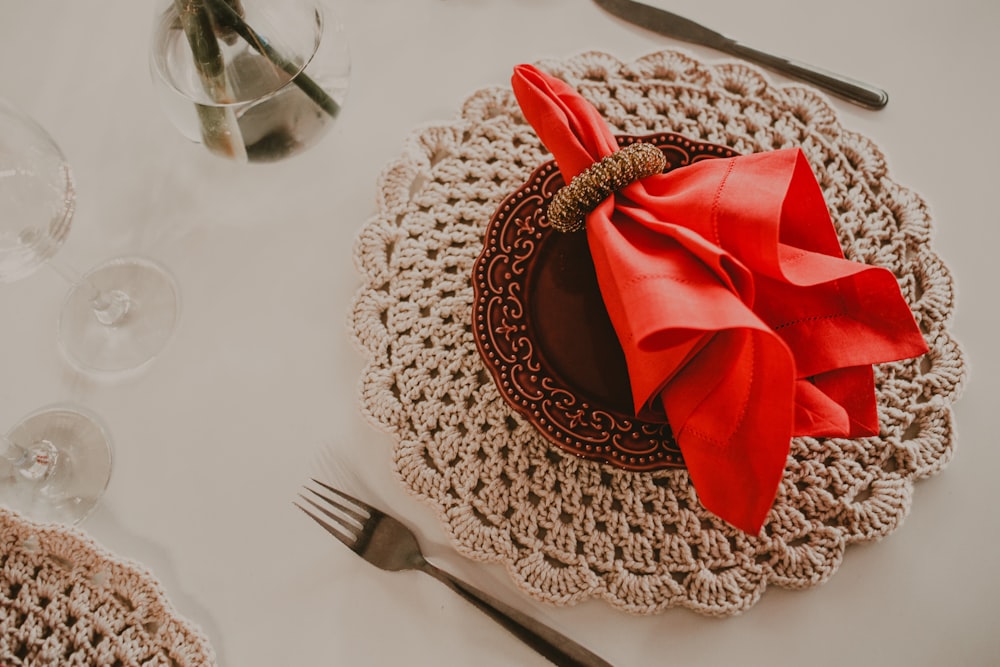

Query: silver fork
left=295, top=478, right=614, bottom=667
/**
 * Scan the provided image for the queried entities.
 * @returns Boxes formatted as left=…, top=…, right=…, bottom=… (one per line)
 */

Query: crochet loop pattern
left=0, top=508, right=215, bottom=665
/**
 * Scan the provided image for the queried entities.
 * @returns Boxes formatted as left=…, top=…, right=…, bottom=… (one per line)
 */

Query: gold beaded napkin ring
left=546, top=142, right=667, bottom=233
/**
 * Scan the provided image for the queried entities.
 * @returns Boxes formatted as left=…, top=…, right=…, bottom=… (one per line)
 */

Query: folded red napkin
left=511, top=64, right=928, bottom=533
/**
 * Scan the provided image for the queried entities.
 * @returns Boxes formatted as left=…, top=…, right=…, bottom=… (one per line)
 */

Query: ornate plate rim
left=471, top=132, right=738, bottom=471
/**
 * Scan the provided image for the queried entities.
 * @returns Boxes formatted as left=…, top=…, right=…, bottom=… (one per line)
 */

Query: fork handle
left=419, top=562, right=614, bottom=667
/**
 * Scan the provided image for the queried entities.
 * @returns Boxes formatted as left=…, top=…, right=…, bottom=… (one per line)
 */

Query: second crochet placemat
left=349, top=49, right=966, bottom=616
left=0, top=508, right=216, bottom=665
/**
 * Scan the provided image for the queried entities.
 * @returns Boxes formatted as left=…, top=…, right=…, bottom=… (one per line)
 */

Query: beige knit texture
left=349, top=49, right=967, bottom=616
left=0, top=508, right=215, bottom=666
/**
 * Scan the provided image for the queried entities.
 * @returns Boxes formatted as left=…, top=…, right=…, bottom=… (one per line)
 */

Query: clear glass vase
left=149, top=0, right=350, bottom=162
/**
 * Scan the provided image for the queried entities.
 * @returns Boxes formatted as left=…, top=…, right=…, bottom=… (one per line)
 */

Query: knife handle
left=723, top=41, right=888, bottom=110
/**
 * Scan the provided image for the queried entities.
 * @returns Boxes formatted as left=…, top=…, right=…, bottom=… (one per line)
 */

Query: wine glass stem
left=91, top=289, right=132, bottom=326
left=47, top=256, right=132, bottom=326
left=1, top=433, right=59, bottom=483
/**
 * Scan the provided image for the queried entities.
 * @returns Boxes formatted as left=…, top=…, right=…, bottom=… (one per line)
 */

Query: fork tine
left=304, top=488, right=369, bottom=529
left=309, top=478, right=377, bottom=520
left=298, top=492, right=364, bottom=532
left=297, top=478, right=378, bottom=540
left=293, top=499, right=358, bottom=548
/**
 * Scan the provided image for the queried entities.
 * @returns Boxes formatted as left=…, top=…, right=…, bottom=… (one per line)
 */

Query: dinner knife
left=593, top=0, right=888, bottom=109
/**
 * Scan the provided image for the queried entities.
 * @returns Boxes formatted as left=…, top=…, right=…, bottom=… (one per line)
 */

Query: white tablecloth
left=1, top=1, right=997, bottom=665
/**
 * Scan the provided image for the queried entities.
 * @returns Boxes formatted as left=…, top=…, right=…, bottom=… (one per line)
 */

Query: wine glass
left=149, top=0, right=350, bottom=163
left=1, top=98, right=175, bottom=522
left=1, top=97, right=180, bottom=376
left=1, top=404, right=112, bottom=524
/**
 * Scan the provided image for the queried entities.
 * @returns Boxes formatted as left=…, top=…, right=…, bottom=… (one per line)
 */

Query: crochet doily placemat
left=349, top=49, right=967, bottom=616
left=0, top=508, right=216, bottom=666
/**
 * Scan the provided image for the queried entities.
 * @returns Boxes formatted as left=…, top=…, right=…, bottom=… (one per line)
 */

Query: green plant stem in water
left=202, top=0, right=341, bottom=118
left=172, top=0, right=247, bottom=159
left=212, top=0, right=245, bottom=44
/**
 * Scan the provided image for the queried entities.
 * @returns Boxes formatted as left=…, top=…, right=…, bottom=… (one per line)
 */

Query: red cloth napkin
left=511, top=64, right=928, bottom=533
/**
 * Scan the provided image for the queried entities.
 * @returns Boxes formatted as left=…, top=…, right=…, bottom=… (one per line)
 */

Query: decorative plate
left=472, top=132, right=737, bottom=471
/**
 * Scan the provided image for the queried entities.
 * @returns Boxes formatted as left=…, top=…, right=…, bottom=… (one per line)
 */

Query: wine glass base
left=1, top=405, right=113, bottom=525
left=59, top=256, right=180, bottom=376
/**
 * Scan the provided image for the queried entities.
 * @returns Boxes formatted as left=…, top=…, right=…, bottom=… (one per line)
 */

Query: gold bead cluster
left=546, top=142, right=667, bottom=233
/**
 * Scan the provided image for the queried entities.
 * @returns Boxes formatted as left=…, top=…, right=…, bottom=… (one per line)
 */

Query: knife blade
left=593, top=0, right=888, bottom=110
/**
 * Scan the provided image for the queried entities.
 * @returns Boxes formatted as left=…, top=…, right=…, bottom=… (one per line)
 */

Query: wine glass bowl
left=149, top=0, right=351, bottom=162
left=0, top=98, right=74, bottom=282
